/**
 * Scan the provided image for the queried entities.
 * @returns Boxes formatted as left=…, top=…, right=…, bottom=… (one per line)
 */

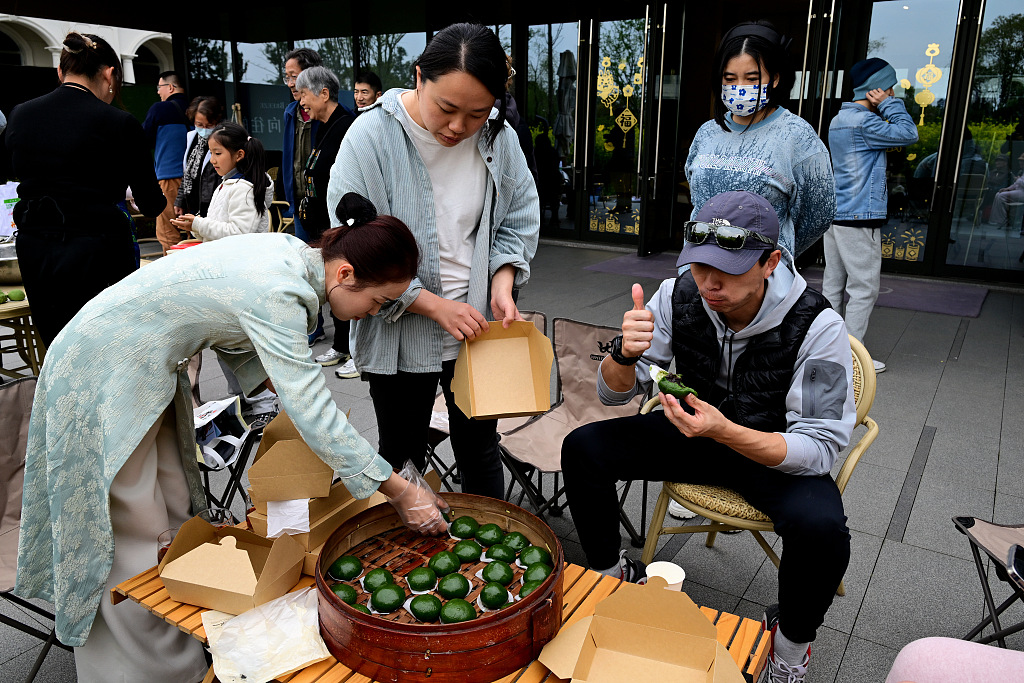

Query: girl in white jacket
left=171, top=121, right=273, bottom=241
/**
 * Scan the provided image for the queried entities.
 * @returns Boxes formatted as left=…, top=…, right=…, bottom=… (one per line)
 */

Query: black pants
left=366, top=359, right=504, bottom=499
left=562, top=411, right=850, bottom=644
left=16, top=227, right=137, bottom=347
left=331, top=315, right=350, bottom=355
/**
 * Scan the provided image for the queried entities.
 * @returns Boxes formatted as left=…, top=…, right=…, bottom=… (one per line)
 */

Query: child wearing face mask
left=172, top=121, right=273, bottom=241
left=684, top=20, right=835, bottom=261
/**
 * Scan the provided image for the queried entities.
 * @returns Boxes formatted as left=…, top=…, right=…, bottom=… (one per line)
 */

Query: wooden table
left=0, top=286, right=45, bottom=379
left=114, top=563, right=769, bottom=683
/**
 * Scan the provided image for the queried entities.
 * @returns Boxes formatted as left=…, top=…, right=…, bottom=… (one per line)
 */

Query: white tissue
left=266, top=499, right=311, bottom=538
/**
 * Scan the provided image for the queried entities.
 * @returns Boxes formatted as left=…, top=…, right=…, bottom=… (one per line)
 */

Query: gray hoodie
left=598, top=250, right=856, bottom=476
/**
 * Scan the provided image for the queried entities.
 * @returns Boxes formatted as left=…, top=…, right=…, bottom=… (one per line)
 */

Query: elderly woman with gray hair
left=296, top=65, right=359, bottom=372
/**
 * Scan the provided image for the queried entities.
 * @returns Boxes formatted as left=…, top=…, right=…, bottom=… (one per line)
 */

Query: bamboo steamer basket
left=316, top=493, right=564, bottom=682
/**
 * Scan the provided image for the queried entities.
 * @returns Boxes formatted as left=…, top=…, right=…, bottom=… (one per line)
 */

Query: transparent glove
left=387, top=460, right=450, bottom=535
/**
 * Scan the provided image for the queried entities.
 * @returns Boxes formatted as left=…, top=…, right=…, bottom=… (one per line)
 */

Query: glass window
left=359, top=33, right=424, bottom=91
left=186, top=38, right=233, bottom=83
left=295, top=37, right=354, bottom=88
left=237, top=42, right=286, bottom=85
left=527, top=23, right=579, bottom=233
left=863, top=0, right=957, bottom=266
left=945, top=1, right=1024, bottom=270
left=0, top=28, right=22, bottom=66
left=495, top=25, right=512, bottom=55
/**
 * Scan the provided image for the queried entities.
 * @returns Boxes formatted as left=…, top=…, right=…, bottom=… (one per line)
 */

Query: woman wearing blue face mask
left=684, top=21, right=835, bottom=260
left=174, top=95, right=224, bottom=218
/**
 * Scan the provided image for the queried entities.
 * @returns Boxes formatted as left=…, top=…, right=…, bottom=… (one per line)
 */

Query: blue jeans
left=293, top=214, right=310, bottom=243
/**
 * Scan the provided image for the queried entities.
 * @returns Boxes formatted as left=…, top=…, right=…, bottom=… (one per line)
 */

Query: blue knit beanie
left=851, top=57, right=897, bottom=100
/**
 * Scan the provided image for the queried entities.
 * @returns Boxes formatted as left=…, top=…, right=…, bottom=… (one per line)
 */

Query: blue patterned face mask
left=721, top=83, right=771, bottom=116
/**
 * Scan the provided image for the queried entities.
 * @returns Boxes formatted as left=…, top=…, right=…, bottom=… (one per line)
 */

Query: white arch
left=0, top=16, right=61, bottom=67
left=124, top=34, right=173, bottom=70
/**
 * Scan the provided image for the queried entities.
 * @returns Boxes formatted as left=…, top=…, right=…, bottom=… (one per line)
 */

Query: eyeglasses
left=283, top=75, right=298, bottom=86
left=683, top=220, right=775, bottom=250
left=156, top=83, right=171, bottom=92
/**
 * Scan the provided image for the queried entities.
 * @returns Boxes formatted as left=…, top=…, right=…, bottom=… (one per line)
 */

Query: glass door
left=942, top=0, right=1024, bottom=274
left=581, top=14, right=650, bottom=244
left=855, top=0, right=959, bottom=271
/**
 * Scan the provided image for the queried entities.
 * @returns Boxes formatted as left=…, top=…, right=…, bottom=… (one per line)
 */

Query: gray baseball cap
left=676, top=191, right=779, bottom=275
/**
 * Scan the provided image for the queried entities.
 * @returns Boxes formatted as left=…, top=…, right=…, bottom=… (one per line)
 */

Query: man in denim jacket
left=822, top=58, right=918, bottom=373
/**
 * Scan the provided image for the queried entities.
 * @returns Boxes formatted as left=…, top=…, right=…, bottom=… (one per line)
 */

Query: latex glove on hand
left=387, top=478, right=449, bottom=535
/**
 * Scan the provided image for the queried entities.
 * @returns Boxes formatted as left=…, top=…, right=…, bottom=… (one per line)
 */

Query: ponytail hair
left=314, top=192, right=420, bottom=290
left=415, top=23, right=509, bottom=147
left=60, top=32, right=123, bottom=99
left=209, top=122, right=269, bottom=217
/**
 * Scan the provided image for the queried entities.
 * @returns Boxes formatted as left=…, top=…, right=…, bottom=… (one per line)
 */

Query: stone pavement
left=3, top=241, right=1023, bottom=682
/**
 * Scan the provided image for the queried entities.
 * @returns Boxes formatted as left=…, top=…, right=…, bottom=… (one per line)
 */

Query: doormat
left=585, top=255, right=989, bottom=318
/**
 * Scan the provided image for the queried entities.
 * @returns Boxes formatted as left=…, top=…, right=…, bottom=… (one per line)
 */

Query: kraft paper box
left=450, top=320, right=554, bottom=419
left=248, top=490, right=388, bottom=552
left=159, top=516, right=304, bottom=615
left=248, top=439, right=333, bottom=503
left=250, top=479, right=353, bottom=519
left=538, top=577, right=747, bottom=683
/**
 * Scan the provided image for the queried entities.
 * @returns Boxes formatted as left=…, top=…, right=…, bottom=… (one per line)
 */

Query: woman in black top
left=295, top=65, right=357, bottom=371
left=6, top=32, right=165, bottom=346
left=174, top=95, right=224, bottom=218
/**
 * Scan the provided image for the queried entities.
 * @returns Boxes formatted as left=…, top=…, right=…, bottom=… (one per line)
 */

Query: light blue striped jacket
left=327, top=88, right=540, bottom=374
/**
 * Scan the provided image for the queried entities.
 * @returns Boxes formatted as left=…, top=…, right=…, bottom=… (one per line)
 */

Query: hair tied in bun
left=335, top=192, right=377, bottom=228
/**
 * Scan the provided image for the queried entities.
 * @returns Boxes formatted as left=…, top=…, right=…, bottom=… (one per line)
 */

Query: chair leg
left=705, top=531, right=718, bottom=548
left=24, top=629, right=58, bottom=682
left=641, top=489, right=670, bottom=565
left=837, top=580, right=846, bottom=597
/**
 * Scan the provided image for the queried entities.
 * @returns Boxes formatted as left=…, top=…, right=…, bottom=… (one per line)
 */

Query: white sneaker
left=667, top=499, right=697, bottom=519
left=315, top=348, right=347, bottom=366
left=872, top=359, right=887, bottom=374
left=335, top=358, right=359, bottom=379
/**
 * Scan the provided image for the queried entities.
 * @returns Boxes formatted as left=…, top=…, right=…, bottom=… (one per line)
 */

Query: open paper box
left=450, top=320, right=554, bottom=419
left=538, top=577, right=747, bottom=683
left=248, top=439, right=333, bottom=503
left=159, top=516, right=304, bottom=615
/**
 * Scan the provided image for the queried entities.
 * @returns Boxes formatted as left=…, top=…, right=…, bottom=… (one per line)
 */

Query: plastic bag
left=388, top=460, right=451, bottom=533
left=204, top=587, right=330, bottom=683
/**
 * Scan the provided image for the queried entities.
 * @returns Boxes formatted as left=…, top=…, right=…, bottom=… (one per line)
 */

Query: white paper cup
left=645, top=561, right=686, bottom=590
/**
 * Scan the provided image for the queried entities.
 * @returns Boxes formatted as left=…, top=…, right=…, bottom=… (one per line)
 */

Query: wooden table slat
left=279, top=656, right=335, bottom=682
left=714, top=611, right=741, bottom=647
left=729, top=618, right=762, bottom=669
left=747, top=628, right=771, bottom=678
left=561, top=575, right=618, bottom=631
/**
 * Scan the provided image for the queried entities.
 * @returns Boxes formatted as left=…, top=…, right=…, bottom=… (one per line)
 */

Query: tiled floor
left=3, top=241, right=1023, bottom=682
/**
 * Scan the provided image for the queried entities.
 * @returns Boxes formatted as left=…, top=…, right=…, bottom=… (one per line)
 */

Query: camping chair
left=425, top=311, right=548, bottom=493
left=200, top=423, right=264, bottom=511
left=1, top=377, right=72, bottom=682
left=269, top=200, right=294, bottom=234
left=640, top=335, right=879, bottom=597
left=497, top=318, right=648, bottom=545
left=953, top=517, right=1024, bottom=647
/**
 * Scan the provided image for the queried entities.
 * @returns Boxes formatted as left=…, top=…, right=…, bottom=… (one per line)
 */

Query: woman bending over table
left=16, top=194, right=447, bottom=683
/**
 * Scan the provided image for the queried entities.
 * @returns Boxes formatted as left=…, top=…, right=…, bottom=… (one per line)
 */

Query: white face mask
left=721, top=83, right=771, bottom=116
left=196, top=126, right=214, bottom=140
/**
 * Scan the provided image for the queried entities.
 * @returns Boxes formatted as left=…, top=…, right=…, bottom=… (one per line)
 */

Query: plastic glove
left=387, top=460, right=449, bottom=535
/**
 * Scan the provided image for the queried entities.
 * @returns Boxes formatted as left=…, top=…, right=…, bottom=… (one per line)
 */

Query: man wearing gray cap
left=561, top=191, right=857, bottom=683
left=823, top=57, right=918, bottom=374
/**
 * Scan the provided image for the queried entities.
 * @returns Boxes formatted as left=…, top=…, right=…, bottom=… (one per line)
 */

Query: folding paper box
left=250, top=480, right=352, bottom=519
left=248, top=491, right=388, bottom=551
left=159, top=516, right=304, bottom=615
left=538, top=577, right=747, bottom=683
left=450, top=320, right=554, bottom=419
left=248, top=439, right=333, bottom=503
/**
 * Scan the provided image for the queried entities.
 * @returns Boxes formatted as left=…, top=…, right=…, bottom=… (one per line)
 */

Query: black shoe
left=618, top=550, right=646, bottom=583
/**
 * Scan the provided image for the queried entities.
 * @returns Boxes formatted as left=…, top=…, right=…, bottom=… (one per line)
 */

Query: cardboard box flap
left=594, top=579, right=718, bottom=640
left=248, top=439, right=334, bottom=502
left=451, top=320, right=554, bottom=419
left=253, top=410, right=302, bottom=462
left=589, top=616, right=718, bottom=671
left=711, top=643, right=748, bottom=683
left=162, top=535, right=258, bottom=594
left=253, top=532, right=304, bottom=604
left=537, top=616, right=593, bottom=679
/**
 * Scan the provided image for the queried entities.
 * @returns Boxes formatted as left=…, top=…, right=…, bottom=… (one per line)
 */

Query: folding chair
left=425, top=311, right=548, bottom=493
left=200, top=423, right=264, bottom=511
left=640, top=335, right=879, bottom=597
left=954, top=516, right=1024, bottom=647
left=497, top=318, right=648, bottom=545
left=1, top=377, right=72, bottom=682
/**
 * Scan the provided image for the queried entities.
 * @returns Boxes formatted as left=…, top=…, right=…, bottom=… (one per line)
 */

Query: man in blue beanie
left=823, top=57, right=918, bottom=374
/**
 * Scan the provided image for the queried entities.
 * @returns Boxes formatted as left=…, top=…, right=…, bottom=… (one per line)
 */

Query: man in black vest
left=562, top=191, right=856, bottom=683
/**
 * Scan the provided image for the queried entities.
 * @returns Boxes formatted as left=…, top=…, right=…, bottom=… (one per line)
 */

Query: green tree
left=361, top=34, right=414, bottom=90
left=260, top=41, right=290, bottom=85
left=977, top=13, right=1024, bottom=111
left=187, top=38, right=230, bottom=81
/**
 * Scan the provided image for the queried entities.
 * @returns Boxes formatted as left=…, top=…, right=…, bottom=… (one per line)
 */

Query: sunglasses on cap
left=683, top=220, right=776, bottom=250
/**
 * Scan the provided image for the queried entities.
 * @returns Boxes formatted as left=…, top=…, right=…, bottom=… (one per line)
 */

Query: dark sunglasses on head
left=683, top=220, right=775, bottom=250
